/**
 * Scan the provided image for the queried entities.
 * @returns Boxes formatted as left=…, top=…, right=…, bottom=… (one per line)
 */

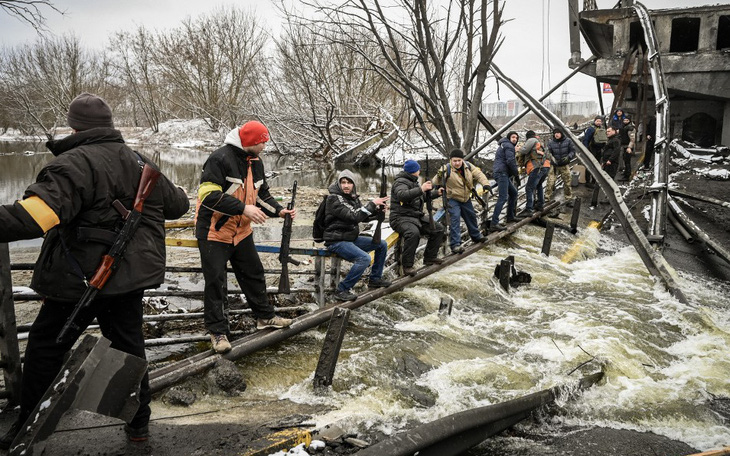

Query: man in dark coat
left=582, top=116, right=607, bottom=186
left=0, top=93, right=190, bottom=448
left=546, top=127, right=576, bottom=201
left=490, top=131, right=520, bottom=231
left=601, top=126, right=622, bottom=179
left=618, top=115, right=636, bottom=180
left=324, top=169, right=391, bottom=301
left=389, top=160, right=445, bottom=276
left=640, top=116, right=657, bottom=171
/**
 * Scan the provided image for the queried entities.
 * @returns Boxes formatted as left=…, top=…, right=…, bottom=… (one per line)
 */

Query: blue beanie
left=403, top=159, right=420, bottom=174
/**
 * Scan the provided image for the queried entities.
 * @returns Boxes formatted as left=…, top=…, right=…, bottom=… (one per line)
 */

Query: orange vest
left=195, top=156, right=259, bottom=245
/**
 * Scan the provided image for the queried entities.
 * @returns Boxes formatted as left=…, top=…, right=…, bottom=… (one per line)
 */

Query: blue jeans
left=327, top=236, right=387, bottom=292
left=491, top=171, right=517, bottom=224
left=447, top=199, right=482, bottom=248
left=525, top=167, right=549, bottom=211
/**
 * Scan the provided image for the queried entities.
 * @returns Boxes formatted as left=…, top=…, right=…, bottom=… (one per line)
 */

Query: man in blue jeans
left=432, top=148, right=489, bottom=253
left=518, top=130, right=551, bottom=217
left=490, top=131, right=520, bottom=231
left=324, top=169, right=391, bottom=301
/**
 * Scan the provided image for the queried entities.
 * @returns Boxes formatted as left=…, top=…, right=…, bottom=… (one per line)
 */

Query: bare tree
left=269, top=18, right=398, bottom=158
left=152, top=6, right=268, bottom=131
left=110, top=27, right=165, bottom=131
left=0, top=34, right=111, bottom=136
left=0, top=0, right=63, bottom=31
left=299, top=0, right=503, bottom=156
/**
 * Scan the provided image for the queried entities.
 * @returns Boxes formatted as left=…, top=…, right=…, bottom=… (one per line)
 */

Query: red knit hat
left=238, top=121, right=270, bottom=147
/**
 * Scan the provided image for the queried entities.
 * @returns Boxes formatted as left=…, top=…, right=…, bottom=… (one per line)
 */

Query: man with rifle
left=0, top=93, right=190, bottom=448
left=196, top=121, right=296, bottom=354
left=389, top=160, right=445, bottom=277
left=323, top=169, right=390, bottom=301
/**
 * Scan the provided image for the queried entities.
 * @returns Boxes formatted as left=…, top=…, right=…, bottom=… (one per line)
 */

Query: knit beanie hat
left=238, top=121, right=270, bottom=147
left=67, top=93, right=113, bottom=131
left=403, top=159, right=420, bottom=174
left=506, top=131, right=519, bottom=140
left=526, top=130, right=537, bottom=139
left=594, top=116, right=603, bottom=122
left=449, top=148, right=465, bottom=159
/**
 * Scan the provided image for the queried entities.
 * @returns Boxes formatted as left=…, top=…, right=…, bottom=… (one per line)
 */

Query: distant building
left=481, top=99, right=597, bottom=119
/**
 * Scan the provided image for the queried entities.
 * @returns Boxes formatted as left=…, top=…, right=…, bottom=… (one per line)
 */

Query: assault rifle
left=424, top=156, right=435, bottom=229
left=440, top=161, right=450, bottom=253
left=278, top=180, right=301, bottom=294
left=372, top=158, right=386, bottom=244
left=57, top=164, right=161, bottom=345
left=471, top=187, right=490, bottom=234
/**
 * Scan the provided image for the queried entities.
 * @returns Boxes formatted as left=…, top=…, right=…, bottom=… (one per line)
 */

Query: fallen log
left=355, top=372, right=604, bottom=456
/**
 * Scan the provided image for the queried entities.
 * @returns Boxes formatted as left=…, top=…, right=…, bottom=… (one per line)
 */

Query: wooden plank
left=313, top=307, right=350, bottom=389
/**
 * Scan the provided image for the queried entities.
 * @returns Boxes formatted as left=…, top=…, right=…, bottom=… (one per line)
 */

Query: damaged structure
left=569, top=0, right=730, bottom=147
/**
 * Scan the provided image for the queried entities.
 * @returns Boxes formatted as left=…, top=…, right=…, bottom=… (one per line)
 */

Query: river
left=3, top=142, right=729, bottom=453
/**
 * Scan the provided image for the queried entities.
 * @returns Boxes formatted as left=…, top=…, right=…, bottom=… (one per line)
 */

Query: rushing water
left=3, top=141, right=729, bottom=453
left=235, top=225, right=730, bottom=453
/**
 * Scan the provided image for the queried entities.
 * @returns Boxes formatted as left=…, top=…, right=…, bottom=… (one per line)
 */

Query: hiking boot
left=210, top=333, right=231, bottom=354
left=534, top=205, right=544, bottom=212
left=451, top=245, right=465, bottom=255
left=256, top=316, right=294, bottom=330
left=368, top=278, right=392, bottom=289
left=334, top=289, right=358, bottom=301
left=517, top=209, right=534, bottom=218
left=124, top=423, right=149, bottom=443
left=0, top=420, right=20, bottom=450
left=506, top=217, right=519, bottom=223
left=403, top=267, right=418, bottom=277
left=489, top=223, right=507, bottom=232
left=424, top=257, right=444, bottom=266
left=472, top=236, right=487, bottom=243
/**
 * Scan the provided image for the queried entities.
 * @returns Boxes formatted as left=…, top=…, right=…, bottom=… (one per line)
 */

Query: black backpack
left=312, top=195, right=328, bottom=243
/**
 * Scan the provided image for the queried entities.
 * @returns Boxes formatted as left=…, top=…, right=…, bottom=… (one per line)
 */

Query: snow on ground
left=125, top=119, right=222, bottom=149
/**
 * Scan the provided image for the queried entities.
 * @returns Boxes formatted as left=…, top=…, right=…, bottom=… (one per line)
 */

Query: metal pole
left=489, top=63, right=688, bottom=304
left=465, top=56, right=598, bottom=160
left=570, top=197, right=582, bottom=234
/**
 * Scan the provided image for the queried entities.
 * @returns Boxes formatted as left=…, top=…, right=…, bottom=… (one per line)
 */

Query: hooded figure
left=324, top=169, right=391, bottom=301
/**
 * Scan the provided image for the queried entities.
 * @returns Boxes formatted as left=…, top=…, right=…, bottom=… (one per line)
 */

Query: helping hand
left=373, top=196, right=389, bottom=207
left=243, top=205, right=267, bottom=224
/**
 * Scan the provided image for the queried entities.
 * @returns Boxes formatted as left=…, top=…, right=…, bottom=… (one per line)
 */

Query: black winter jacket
left=601, top=135, right=622, bottom=166
left=195, top=128, right=283, bottom=243
left=323, top=181, right=377, bottom=245
left=547, top=137, right=576, bottom=167
left=389, top=171, right=433, bottom=225
left=0, top=128, right=189, bottom=301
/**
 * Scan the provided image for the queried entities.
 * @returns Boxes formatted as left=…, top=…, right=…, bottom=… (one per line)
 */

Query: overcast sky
left=0, top=0, right=716, bottom=105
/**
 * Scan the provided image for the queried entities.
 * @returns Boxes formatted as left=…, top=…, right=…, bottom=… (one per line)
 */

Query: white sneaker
left=256, top=316, right=293, bottom=330
left=210, top=333, right=231, bottom=354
